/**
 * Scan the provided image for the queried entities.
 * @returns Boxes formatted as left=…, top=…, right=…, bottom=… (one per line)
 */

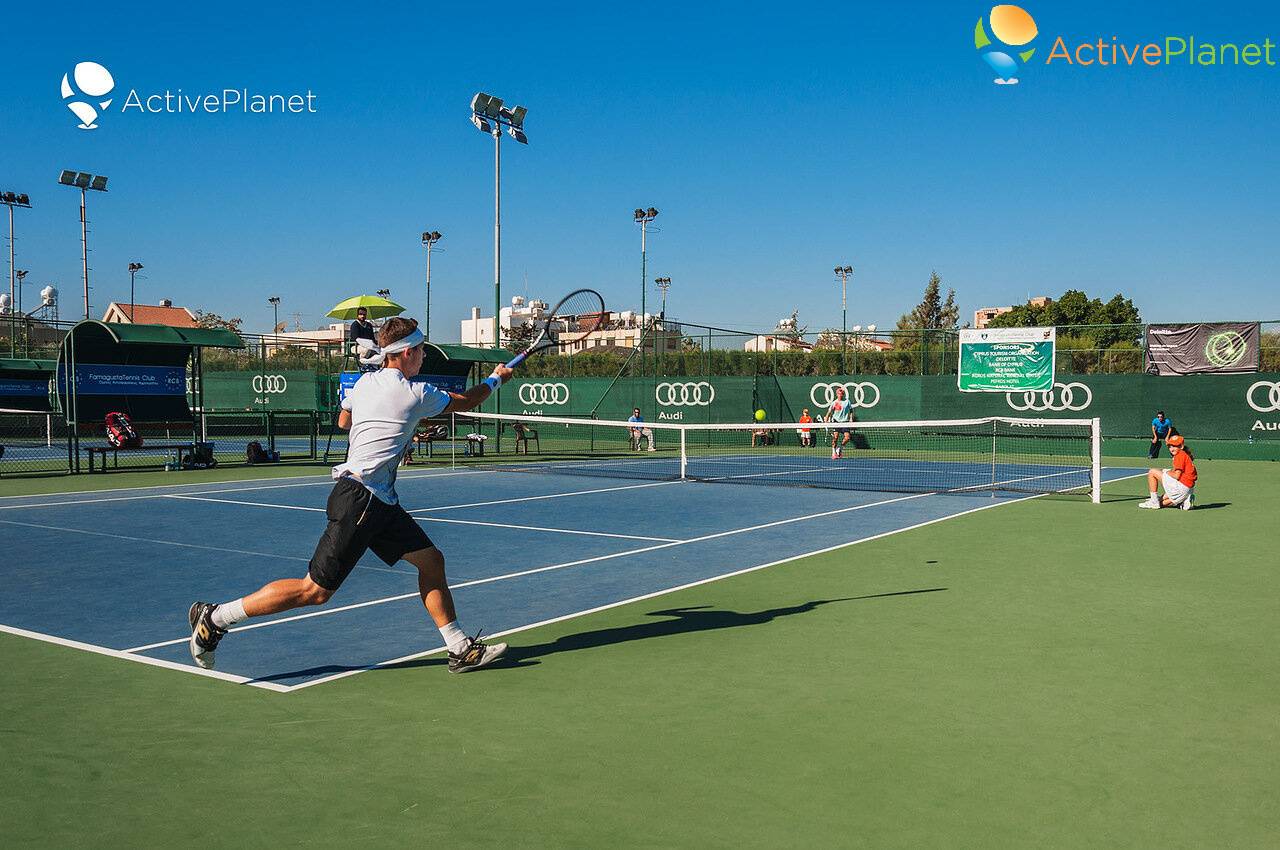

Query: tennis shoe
left=447, top=631, right=508, bottom=673
left=188, top=601, right=227, bottom=669
left=1180, top=493, right=1194, bottom=511
left=1137, top=499, right=1160, bottom=509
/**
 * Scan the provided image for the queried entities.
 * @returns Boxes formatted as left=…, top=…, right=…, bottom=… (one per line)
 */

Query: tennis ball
left=755, top=409, right=766, bottom=422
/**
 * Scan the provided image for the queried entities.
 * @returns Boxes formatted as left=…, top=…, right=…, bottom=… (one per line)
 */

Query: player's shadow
left=495, top=591, right=946, bottom=668
left=251, top=588, right=947, bottom=684
left=254, top=587, right=946, bottom=683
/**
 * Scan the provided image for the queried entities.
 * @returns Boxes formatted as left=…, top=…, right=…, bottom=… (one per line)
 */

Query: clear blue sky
left=3, top=0, right=1278, bottom=337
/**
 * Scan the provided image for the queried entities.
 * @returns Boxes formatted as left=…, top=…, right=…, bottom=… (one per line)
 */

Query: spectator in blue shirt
left=1149, top=410, right=1176, bottom=459
left=628, top=408, right=656, bottom=452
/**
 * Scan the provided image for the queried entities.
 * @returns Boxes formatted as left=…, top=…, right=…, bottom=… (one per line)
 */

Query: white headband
left=381, top=327, right=424, bottom=354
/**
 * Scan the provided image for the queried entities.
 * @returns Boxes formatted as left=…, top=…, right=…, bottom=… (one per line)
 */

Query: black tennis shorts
left=308, top=476, right=434, bottom=592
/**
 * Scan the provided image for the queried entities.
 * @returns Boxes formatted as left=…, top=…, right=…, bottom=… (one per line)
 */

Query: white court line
left=409, top=479, right=684, bottom=513
left=162, top=493, right=678, bottom=542
left=0, top=517, right=413, bottom=576
left=18, top=469, right=1150, bottom=685
left=0, top=622, right=291, bottom=693
left=283, top=489, right=1058, bottom=691
left=125, top=491, right=934, bottom=653
left=0, top=466, right=493, bottom=510
left=414, top=516, right=679, bottom=542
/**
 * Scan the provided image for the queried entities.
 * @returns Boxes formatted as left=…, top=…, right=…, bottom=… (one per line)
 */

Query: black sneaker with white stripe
left=447, top=631, right=508, bottom=673
left=188, top=602, right=227, bottom=670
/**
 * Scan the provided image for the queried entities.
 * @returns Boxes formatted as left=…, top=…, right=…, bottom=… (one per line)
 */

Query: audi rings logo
left=809, top=382, right=880, bottom=408
left=252, top=374, right=289, bottom=394
left=518, top=382, right=570, bottom=405
left=1006, top=381, right=1092, bottom=412
left=656, top=381, right=715, bottom=406
left=1246, top=381, right=1280, bottom=412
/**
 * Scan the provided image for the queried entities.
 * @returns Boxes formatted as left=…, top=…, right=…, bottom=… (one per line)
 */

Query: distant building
left=462, top=297, right=681, bottom=354
left=974, top=296, right=1052, bottom=329
left=744, top=335, right=813, bottom=353
left=263, top=324, right=346, bottom=356
left=101, top=299, right=198, bottom=327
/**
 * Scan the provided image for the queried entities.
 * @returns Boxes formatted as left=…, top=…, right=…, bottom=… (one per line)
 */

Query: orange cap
left=1167, top=434, right=1185, bottom=447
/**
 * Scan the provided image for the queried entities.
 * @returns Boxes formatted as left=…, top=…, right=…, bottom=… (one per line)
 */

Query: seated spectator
left=751, top=428, right=776, bottom=447
left=627, top=407, right=656, bottom=452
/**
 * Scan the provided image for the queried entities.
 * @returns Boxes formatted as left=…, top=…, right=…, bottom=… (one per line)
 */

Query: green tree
left=896, top=271, right=959, bottom=331
left=194, top=311, right=244, bottom=333
left=988, top=289, right=1142, bottom=347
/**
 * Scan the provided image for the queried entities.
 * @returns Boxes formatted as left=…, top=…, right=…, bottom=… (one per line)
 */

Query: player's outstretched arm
left=443, top=366, right=515, bottom=414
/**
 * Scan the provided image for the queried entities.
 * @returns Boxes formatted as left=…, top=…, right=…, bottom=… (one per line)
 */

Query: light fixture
left=58, top=170, right=76, bottom=186
left=74, top=172, right=91, bottom=188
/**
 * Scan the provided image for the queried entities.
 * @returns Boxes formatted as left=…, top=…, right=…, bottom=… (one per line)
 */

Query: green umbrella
left=326, top=294, right=406, bottom=321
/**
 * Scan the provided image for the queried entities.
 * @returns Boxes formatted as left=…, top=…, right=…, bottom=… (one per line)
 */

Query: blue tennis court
left=0, top=462, right=1145, bottom=692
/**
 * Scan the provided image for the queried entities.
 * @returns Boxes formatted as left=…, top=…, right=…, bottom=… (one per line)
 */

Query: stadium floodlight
left=469, top=92, right=530, bottom=349
left=58, top=169, right=110, bottom=319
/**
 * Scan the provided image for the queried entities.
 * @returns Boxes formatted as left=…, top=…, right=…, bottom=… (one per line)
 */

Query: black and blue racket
left=503, top=288, right=606, bottom=370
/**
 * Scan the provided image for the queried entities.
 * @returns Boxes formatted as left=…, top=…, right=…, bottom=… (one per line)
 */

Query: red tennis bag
left=104, top=411, right=144, bottom=449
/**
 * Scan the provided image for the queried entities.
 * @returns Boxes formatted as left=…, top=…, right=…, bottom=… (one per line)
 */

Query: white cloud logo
left=61, top=62, right=115, bottom=129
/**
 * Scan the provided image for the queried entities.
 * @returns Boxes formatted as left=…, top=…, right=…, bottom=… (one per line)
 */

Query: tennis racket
left=503, top=288, right=606, bottom=370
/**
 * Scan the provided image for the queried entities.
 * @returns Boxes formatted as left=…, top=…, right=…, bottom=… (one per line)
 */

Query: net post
left=990, top=418, right=997, bottom=495
left=1090, top=417, right=1101, bottom=504
left=680, top=427, right=687, bottom=480
left=451, top=412, right=457, bottom=469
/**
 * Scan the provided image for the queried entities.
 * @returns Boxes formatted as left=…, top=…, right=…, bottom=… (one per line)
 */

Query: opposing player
left=825, top=387, right=854, bottom=459
left=1139, top=434, right=1197, bottom=510
left=188, top=317, right=513, bottom=673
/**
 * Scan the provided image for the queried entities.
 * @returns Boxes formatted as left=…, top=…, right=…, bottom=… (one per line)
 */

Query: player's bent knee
left=301, top=578, right=333, bottom=606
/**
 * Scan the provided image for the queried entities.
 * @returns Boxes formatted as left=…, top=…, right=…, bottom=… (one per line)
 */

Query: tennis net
left=453, top=411, right=1103, bottom=501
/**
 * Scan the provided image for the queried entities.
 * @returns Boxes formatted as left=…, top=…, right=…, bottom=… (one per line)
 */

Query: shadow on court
left=252, top=588, right=947, bottom=683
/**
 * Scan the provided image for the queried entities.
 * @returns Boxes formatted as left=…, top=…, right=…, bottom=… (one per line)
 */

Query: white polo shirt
left=332, top=368, right=451, bottom=504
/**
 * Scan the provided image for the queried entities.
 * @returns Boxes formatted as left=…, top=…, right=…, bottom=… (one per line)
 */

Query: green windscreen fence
left=488, top=372, right=1280, bottom=459
left=195, top=370, right=324, bottom=411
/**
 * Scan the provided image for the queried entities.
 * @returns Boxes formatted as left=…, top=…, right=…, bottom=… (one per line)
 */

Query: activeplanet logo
left=975, top=6, right=1280, bottom=86
left=60, top=60, right=318, bottom=131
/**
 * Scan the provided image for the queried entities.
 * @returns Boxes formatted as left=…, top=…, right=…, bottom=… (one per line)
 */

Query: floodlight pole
left=7, top=204, right=14, bottom=356
left=128, top=262, right=143, bottom=322
left=835, top=265, right=852, bottom=373
left=494, top=126, right=501, bottom=350
left=422, top=231, right=441, bottom=341
left=80, top=188, right=91, bottom=319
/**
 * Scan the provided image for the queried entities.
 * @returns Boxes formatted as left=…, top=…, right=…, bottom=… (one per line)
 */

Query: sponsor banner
left=199, top=370, right=321, bottom=410
left=1145, top=322, right=1260, bottom=376
left=0, top=378, right=50, bottom=397
left=958, top=327, right=1055, bottom=392
left=58, top=363, right=186, bottom=396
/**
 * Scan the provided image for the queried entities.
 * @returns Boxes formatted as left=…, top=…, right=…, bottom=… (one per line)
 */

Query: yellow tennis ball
left=755, top=409, right=766, bottom=422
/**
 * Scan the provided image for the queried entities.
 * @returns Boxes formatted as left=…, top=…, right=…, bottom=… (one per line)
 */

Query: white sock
left=211, top=598, right=248, bottom=629
left=439, top=621, right=469, bottom=654
left=1149, top=491, right=1158, bottom=501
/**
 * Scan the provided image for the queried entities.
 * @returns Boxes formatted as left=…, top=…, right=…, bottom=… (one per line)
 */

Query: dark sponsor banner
left=0, top=378, right=49, bottom=397
left=57, top=363, right=187, bottom=395
left=1145, top=323, right=1260, bottom=376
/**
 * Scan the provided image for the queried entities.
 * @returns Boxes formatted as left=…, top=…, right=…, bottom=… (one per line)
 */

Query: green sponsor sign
left=958, top=328, right=1055, bottom=392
